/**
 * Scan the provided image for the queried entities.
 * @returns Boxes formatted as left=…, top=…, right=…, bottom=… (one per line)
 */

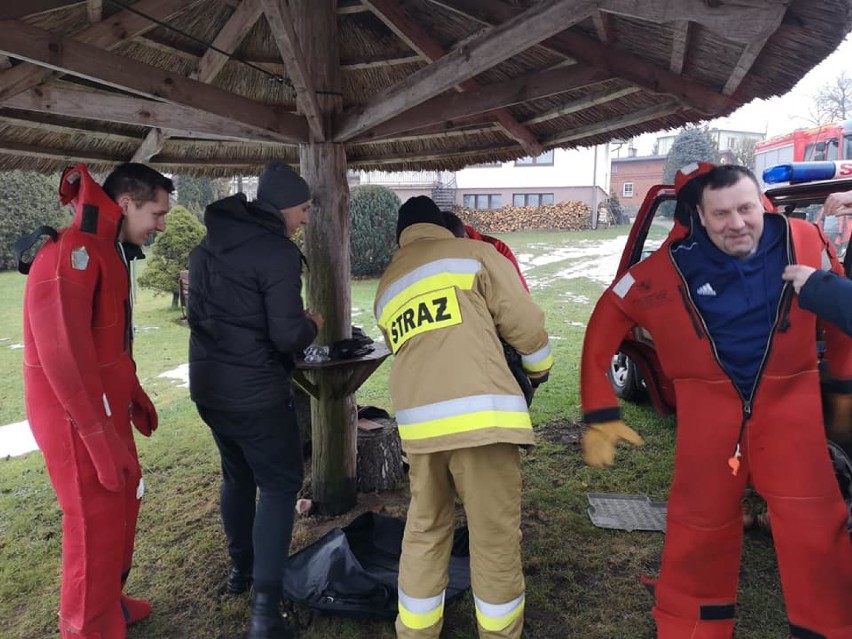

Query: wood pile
left=454, top=201, right=593, bottom=233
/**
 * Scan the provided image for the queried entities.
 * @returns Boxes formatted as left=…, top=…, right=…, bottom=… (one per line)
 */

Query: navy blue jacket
left=799, top=269, right=852, bottom=336
left=672, top=214, right=787, bottom=397
left=188, top=194, right=317, bottom=411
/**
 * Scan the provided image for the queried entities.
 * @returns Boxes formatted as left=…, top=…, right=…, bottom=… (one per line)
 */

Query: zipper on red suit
left=668, top=215, right=795, bottom=477
left=116, top=223, right=133, bottom=356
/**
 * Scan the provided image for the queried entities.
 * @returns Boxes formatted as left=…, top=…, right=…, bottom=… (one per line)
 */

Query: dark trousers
left=197, top=398, right=304, bottom=593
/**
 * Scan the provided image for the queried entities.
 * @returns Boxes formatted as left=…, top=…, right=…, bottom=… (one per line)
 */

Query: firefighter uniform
left=374, top=203, right=552, bottom=639
left=22, top=165, right=154, bottom=639
left=581, top=213, right=852, bottom=639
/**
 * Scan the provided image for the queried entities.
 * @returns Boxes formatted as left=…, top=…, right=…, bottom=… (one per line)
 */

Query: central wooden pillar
left=294, top=1, right=355, bottom=515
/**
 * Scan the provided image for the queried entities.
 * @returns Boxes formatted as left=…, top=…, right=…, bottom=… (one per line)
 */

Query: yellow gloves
left=582, top=420, right=644, bottom=468
left=827, top=393, right=852, bottom=440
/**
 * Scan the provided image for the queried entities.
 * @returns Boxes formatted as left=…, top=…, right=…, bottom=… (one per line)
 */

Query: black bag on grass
left=282, top=512, right=471, bottom=619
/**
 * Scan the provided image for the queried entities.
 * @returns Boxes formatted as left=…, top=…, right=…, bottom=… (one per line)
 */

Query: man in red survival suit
left=19, top=163, right=174, bottom=639
left=580, top=162, right=852, bottom=639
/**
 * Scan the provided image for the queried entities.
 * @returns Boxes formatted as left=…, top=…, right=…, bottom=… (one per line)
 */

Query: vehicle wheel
left=607, top=352, right=647, bottom=402
left=828, top=441, right=852, bottom=535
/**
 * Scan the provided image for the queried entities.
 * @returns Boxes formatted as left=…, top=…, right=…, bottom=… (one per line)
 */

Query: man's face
left=697, top=176, right=764, bottom=258
left=281, top=201, right=311, bottom=237
left=118, top=187, right=170, bottom=246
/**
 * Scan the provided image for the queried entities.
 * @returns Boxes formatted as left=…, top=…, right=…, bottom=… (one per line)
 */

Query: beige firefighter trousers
left=395, top=443, right=525, bottom=639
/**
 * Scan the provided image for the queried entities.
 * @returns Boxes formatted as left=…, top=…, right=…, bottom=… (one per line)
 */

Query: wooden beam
left=521, top=85, right=640, bottom=125
left=334, top=0, right=599, bottom=142
left=0, top=57, right=11, bottom=70
left=592, top=11, right=615, bottom=44
left=132, top=127, right=166, bottom=162
left=261, top=0, right=325, bottom=141
left=337, top=0, right=367, bottom=14
left=341, top=53, right=422, bottom=70
left=133, top=0, right=264, bottom=162
left=3, top=85, right=299, bottom=145
left=0, top=20, right=309, bottom=143
left=0, top=1, right=83, bottom=19
left=86, top=0, right=102, bottom=23
left=0, top=109, right=141, bottom=142
left=670, top=20, right=690, bottom=74
left=429, top=0, right=737, bottom=116
left=544, top=99, right=682, bottom=146
left=348, top=144, right=519, bottom=167
left=362, top=0, right=542, bottom=157
left=194, top=0, right=262, bottom=82
left=0, top=140, right=119, bottom=163
left=0, top=0, right=206, bottom=101
left=352, top=65, right=609, bottom=142
left=722, top=7, right=785, bottom=96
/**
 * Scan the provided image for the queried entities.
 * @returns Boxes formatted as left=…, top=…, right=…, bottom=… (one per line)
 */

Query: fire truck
left=754, top=120, right=852, bottom=184
left=754, top=122, right=852, bottom=256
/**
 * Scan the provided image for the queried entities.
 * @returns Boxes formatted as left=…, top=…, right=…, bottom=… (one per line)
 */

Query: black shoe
left=246, top=592, right=294, bottom=639
left=225, top=566, right=253, bottom=595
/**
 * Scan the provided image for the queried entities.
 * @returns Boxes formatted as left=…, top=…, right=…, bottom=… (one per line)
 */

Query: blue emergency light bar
left=763, top=161, right=852, bottom=185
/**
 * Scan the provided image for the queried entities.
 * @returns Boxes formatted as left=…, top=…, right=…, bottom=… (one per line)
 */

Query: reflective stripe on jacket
left=375, top=223, right=552, bottom=454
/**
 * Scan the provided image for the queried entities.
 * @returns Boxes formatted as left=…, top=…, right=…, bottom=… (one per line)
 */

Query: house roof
left=0, top=0, right=849, bottom=176
left=612, top=154, right=667, bottom=163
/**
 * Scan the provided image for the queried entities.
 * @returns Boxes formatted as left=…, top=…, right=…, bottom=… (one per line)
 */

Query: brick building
left=610, top=154, right=666, bottom=216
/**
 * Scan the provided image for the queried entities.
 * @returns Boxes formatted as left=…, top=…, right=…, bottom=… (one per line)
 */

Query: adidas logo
left=696, top=283, right=717, bottom=297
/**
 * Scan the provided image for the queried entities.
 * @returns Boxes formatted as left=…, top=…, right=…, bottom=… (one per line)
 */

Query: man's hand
left=306, top=309, right=324, bottom=333
left=582, top=420, right=644, bottom=468
left=782, top=264, right=817, bottom=294
left=77, top=423, right=136, bottom=492
left=824, top=190, right=852, bottom=217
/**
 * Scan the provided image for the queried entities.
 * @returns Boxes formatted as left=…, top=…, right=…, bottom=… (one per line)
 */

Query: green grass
left=0, top=226, right=788, bottom=638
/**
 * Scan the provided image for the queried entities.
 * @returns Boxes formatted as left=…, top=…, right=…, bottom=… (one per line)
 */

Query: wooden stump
left=356, top=417, right=404, bottom=493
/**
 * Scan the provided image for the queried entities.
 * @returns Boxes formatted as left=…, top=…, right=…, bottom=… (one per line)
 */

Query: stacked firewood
left=453, top=201, right=593, bottom=233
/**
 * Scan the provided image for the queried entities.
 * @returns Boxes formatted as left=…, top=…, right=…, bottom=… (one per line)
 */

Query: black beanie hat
left=256, top=161, right=311, bottom=210
left=396, top=196, right=444, bottom=242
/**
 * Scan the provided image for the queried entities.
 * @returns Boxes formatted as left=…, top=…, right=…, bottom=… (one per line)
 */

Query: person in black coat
left=188, top=161, right=322, bottom=639
left=783, top=190, right=852, bottom=336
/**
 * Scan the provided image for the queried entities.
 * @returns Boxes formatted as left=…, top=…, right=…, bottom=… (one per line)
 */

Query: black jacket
left=799, top=268, right=852, bottom=336
left=188, top=194, right=317, bottom=411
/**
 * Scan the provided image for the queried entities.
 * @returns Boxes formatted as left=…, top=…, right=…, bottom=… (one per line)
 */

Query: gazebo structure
left=1, top=0, right=850, bottom=514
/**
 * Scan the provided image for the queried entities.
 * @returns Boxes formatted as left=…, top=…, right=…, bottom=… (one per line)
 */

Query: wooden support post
left=293, top=0, right=355, bottom=516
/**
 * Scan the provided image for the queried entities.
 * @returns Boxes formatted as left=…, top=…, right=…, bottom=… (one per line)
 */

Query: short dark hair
left=698, top=165, right=760, bottom=206
left=442, top=211, right=466, bottom=238
left=102, top=162, right=174, bottom=203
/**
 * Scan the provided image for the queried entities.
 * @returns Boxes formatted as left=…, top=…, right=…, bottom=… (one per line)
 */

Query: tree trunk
left=294, top=1, right=356, bottom=516
left=357, top=418, right=404, bottom=493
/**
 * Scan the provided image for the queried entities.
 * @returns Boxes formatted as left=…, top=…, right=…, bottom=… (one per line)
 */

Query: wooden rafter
left=0, top=140, right=120, bottom=163
left=132, top=127, right=166, bottom=162
left=131, top=0, right=264, bottom=162
left=521, top=85, right=640, bottom=125
left=353, top=65, right=609, bottom=142
left=429, top=0, right=737, bottom=116
left=4, top=85, right=297, bottom=144
left=86, top=0, right=103, bottom=23
left=0, top=22, right=309, bottom=143
left=0, top=1, right=83, bottom=19
left=362, top=0, right=542, bottom=156
left=670, top=20, right=690, bottom=75
left=0, top=109, right=142, bottom=142
left=0, top=0, right=206, bottom=101
left=334, top=0, right=600, bottom=142
left=722, top=6, right=786, bottom=96
left=592, top=11, right=615, bottom=44
left=261, top=0, right=325, bottom=141
left=545, top=100, right=682, bottom=146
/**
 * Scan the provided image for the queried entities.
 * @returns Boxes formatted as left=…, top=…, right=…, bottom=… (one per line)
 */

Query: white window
left=512, top=193, right=555, bottom=206
left=623, top=182, right=634, bottom=198
left=515, top=150, right=555, bottom=166
left=463, top=194, right=502, bottom=209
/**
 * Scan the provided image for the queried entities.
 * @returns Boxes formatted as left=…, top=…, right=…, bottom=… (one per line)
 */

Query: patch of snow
left=158, top=363, right=189, bottom=388
left=8, top=343, right=23, bottom=350
left=0, top=420, right=39, bottom=457
left=135, top=326, right=160, bottom=332
left=561, top=293, right=590, bottom=304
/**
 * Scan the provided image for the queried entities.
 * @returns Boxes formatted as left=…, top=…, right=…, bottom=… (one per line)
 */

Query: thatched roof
left=0, top=0, right=850, bottom=176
